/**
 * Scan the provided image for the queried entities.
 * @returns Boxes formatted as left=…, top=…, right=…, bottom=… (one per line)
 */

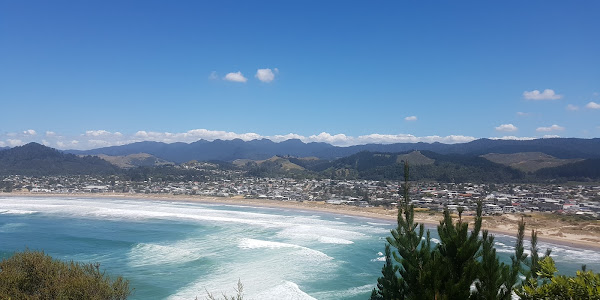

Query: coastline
left=2, top=192, right=600, bottom=251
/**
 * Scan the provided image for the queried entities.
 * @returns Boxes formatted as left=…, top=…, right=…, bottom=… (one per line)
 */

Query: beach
left=3, top=192, right=599, bottom=251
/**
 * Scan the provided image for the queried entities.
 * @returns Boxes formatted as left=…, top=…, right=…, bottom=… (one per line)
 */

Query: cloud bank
left=1, top=127, right=582, bottom=151
left=1, top=128, right=481, bottom=150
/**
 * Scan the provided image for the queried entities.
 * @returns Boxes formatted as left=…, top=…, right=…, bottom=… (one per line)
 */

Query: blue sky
left=1, top=0, right=599, bottom=149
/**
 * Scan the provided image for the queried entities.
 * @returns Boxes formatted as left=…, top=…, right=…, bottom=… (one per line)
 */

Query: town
left=2, top=165, right=599, bottom=219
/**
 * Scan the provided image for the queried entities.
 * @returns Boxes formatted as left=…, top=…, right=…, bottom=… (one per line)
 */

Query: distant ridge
left=67, top=138, right=600, bottom=163
left=0, top=143, right=117, bottom=175
left=2, top=142, right=600, bottom=181
left=481, top=152, right=583, bottom=172
left=96, top=153, right=174, bottom=169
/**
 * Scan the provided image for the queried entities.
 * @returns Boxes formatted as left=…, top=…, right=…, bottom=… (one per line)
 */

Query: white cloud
left=542, top=135, right=560, bottom=138
left=491, top=136, right=536, bottom=141
left=586, top=101, right=600, bottom=109
left=223, top=71, right=247, bottom=83
left=566, top=104, right=579, bottom=111
left=23, top=129, right=36, bottom=135
left=85, top=130, right=122, bottom=137
left=304, top=132, right=475, bottom=146
left=495, top=124, right=518, bottom=132
left=516, top=112, right=530, bottom=117
left=269, top=133, right=306, bottom=142
left=536, top=124, right=565, bottom=132
left=255, top=68, right=277, bottom=83
left=7, top=139, right=24, bottom=146
left=0, top=141, right=5, bottom=147
left=523, top=89, right=562, bottom=100
left=42, top=129, right=480, bottom=149
left=208, top=71, right=218, bottom=80
left=404, top=116, right=417, bottom=121
left=133, top=129, right=262, bottom=144
left=308, top=132, right=352, bottom=145
left=87, top=139, right=122, bottom=147
left=46, top=131, right=56, bottom=136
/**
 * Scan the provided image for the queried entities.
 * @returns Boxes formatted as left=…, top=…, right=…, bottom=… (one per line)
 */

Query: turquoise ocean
left=1, top=196, right=599, bottom=299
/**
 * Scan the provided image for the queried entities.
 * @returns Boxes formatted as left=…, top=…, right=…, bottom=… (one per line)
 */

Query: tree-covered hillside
left=0, top=143, right=118, bottom=175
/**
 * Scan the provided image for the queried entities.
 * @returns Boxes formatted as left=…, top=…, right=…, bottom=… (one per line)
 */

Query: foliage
left=0, top=249, right=131, bottom=299
left=123, top=165, right=209, bottom=182
left=202, top=280, right=244, bottom=300
left=370, top=244, right=401, bottom=300
left=536, top=158, right=600, bottom=181
left=372, top=162, right=600, bottom=299
left=516, top=256, right=600, bottom=299
left=0, top=143, right=118, bottom=176
left=371, top=162, right=528, bottom=299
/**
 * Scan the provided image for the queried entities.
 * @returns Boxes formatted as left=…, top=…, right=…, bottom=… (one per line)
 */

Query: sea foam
left=238, top=238, right=333, bottom=261
left=128, top=242, right=205, bottom=267
left=251, top=281, right=317, bottom=300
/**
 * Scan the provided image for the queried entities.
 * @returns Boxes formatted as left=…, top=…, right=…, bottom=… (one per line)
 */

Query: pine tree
left=471, top=231, right=509, bottom=300
left=370, top=244, right=401, bottom=300
left=436, top=201, right=483, bottom=299
left=372, top=162, right=542, bottom=300
left=387, top=162, right=427, bottom=299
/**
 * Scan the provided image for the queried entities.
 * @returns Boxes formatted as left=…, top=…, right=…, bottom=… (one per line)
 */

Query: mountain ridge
left=0, top=143, right=118, bottom=175
left=3, top=143, right=600, bottom=182
left=65, top=138, right=600, bottom=163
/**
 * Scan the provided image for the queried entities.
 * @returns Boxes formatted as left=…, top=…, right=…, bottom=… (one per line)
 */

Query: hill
left=96, top=153, right=174, bottom=169
left=67, top=138, right=600, bottom=163
left=396, top=151, right=435, bottom=165
left=0, top=143, right=118, bottom=176
left=313, top=151, right=525, bottom=182
left=2, top=142, right=599, bottom=182
left=68, top=139, right=337, bottom=163
left=535, top=158, right=600, bottom=181
left=481, top=152, right=583, bottom=172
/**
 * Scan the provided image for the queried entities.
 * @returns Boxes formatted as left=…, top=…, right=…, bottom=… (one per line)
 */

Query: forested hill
left=242, top=150, right=600, bottom=182
left=301, top=151, right=526, bottom=182
left=0, top=143, right=118, bottom=175
left=535, top=158, right=600, bottom=181
left=68, top=139, right=337, bottom=163
left=2, top=143, right=600, bottom=183
left=66, top=138, right=600, bottom=163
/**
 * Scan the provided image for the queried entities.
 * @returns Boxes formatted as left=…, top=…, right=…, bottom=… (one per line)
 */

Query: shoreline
left=2, top=192, right=600, bottom=251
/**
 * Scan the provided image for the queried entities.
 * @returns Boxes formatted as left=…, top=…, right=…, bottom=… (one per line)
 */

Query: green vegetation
left=481, top=152, right=582, bottom=173
left=535, top=158, right=600, bottom=181
left=202, top=280, right=244, bottom=300
left=517, top=257, right=600, bottom=299
left=0, top=250, right=131, bottom=299
left=0, top=143, right=117, bottom=176
left=370, top=162, right=600, bottom=299
left=2, top=143, right=600, bottom=182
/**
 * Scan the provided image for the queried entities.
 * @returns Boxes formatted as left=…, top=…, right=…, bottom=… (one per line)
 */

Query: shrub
left=0, top=250, right=131, bottom=299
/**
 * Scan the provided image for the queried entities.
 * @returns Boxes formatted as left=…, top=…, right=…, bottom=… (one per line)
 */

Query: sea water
left=1, top=196, right=599, bottom=300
